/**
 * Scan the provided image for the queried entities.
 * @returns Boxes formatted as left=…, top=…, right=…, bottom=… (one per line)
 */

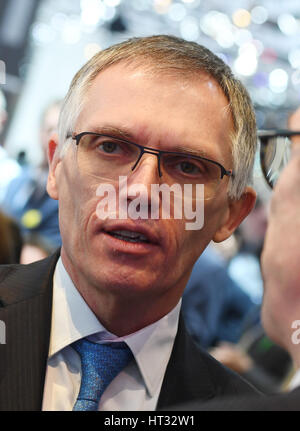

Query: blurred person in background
left=182, top=230, right=291, bottom=395
left=182, top=244, right=256, bottom=349
left=2, top=100, right=62, bottom=251
left=0, top=89, right=21, bottom=202
left=0, top=211, right=22, bottom=265
left=19, top=232, right=54, bottom=265
left=228, top=197, right=268, bottom=304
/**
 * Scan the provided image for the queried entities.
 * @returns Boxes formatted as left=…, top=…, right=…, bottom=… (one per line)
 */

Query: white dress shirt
left=42, top=258, right=181, bottom=411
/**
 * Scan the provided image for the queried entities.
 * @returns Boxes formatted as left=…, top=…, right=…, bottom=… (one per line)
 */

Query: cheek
left=57, top=164, right=100, bottom=241
left=179, top=197, right=229, bottom=260
left=181, top=228, right=211, bottom=265
left=59, top=195, right=101, bottom=258
left=173, top=211, right=216, bottom=263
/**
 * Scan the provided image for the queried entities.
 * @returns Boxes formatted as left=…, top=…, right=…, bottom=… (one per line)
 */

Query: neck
left=60, top=249, right=180, bottom=337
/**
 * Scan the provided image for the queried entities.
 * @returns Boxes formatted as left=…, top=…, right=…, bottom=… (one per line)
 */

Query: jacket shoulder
left=0, top=252, right=59, bottom=307
left=157, top=315, right=259, bottom=409
left=193, top=342, right=259, bottom=396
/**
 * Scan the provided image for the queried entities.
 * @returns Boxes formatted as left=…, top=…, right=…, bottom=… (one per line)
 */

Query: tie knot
left=72, top=338, right=133, bottom=411
left=73, top=338, right=131, bottom=359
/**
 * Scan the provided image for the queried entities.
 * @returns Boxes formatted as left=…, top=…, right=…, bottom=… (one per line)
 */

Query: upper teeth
left=112, top=230, right=148, bottom=241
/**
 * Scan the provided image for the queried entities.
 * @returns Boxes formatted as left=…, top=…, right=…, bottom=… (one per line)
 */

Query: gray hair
left=58, top=35, right=257, bottom=199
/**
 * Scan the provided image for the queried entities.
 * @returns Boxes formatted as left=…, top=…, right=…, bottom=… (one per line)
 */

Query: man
left=0, top=35, right=257, bottom=411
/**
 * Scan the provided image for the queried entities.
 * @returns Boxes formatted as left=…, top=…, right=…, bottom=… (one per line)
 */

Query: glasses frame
left=259, top=129, right=300, bottom=189
left=68, top=131, right=233, bottom=183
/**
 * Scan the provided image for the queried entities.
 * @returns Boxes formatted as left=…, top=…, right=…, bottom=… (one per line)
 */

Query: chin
left=90, top=264, right=149, bottom=289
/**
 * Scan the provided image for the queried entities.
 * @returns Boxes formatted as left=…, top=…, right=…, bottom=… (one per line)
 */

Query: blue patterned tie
left=72, top=338, right=133, bottom=411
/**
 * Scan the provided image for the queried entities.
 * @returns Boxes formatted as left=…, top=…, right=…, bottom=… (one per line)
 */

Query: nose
left=124, top=154, right=161, bottom=218
left=128, top=152, right=161, bottom=188
left=132, top=149, right=162, bottom=177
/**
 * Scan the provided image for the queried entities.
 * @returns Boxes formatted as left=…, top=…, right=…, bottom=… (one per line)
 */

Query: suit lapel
left=0, top=252, right=59, bottom=411
left=157, top=314, right=216, bottom=409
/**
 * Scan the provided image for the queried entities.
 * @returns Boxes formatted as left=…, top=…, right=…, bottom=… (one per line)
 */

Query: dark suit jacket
left=0, top=252, right=258, bottom=411
left=172, top=387, right=300, bottom=411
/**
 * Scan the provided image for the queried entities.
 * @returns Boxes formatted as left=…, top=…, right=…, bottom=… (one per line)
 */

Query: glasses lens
left=162, top=153, right=222, bottom=200
left=76, top=133, right=224, bottom=201
left=260, top=136, right=291, bottom=188
left=77, top=133, right=140, bottom=182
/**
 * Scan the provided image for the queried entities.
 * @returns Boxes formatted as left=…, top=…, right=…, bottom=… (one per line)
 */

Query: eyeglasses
left=68, top=131, right=233, bottom=200
left=259, top=130, right=300, bottom=189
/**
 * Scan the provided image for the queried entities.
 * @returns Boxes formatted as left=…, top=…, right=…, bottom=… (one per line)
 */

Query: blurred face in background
left=0, top=109, right=7, bottom=136
left=0, top=91, right=7, bottom=138
left=40, top=103, right=61, bottom=167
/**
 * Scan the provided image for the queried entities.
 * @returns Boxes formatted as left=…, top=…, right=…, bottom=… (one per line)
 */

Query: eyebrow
left=84, top=125, right=221, bottom=162
left=168, top=145, right=216, bottom=160
left=85, top=125, right=135, bottom=142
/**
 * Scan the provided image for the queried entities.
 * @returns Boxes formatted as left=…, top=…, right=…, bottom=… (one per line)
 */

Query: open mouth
left=105, top=229, right=150, bottom=244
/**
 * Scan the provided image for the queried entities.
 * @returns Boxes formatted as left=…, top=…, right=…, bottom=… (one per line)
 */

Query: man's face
left=48, top=63, right=252, bottom=312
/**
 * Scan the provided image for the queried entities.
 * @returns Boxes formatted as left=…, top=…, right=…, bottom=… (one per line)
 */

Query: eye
left=99, top=141, right=120, bottom=154
left=93, top=137, right=139, bottom=160
left=179, top=160, right=201, bottom=175
left=175, top=158, right=207, bottom=177
left=164, top=154, right=209, bottom=178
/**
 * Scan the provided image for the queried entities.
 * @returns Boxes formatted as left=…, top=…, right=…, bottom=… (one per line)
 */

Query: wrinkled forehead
left=81, top=60, right=232, bottom=125
left=86, top=57, right=229, bottom=99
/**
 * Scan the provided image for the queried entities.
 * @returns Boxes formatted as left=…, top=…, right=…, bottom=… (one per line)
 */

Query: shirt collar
left=50, top=257, right=181, bottom=398
left=49, top=258, right=104, bottom=357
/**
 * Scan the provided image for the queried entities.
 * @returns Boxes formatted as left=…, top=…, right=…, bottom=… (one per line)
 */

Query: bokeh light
left=269, top=68, right=289, bottom=93
left=232, top=9, right=251, bottom=28
left=251, top=6, right=268, bottom=25
left=288, top=49, right=300, bottom=69
left=234, top=43, right=258, bottom=76
left=153, top=0, right=172, bottom=14
left=277, top=13, right=299, bottom=35
left=180, top=16, right=199, bottom=41
left=168, top=3, right=186, bottom=21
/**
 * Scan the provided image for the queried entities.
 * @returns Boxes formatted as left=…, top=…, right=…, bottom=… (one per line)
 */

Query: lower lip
left=101, top=231, right=159, bottom=255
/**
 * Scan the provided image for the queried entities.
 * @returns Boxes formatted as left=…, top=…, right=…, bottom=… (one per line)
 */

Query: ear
left=47, top=136, right=61, bottom=201
left=213, top=186, right=257, bottom=243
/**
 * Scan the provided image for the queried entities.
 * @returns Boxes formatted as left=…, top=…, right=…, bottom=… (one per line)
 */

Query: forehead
left=76, top=63, right=234, bottom=165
